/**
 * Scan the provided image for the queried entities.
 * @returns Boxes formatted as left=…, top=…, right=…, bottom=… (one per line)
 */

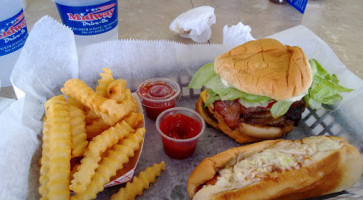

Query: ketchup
left=138, top=82, right=175, bottom=99
left=159, top=113, right=202, bottom=159
left=160, top=113, right=201, bottom=139
left=137, top=78, right=180, bottom=120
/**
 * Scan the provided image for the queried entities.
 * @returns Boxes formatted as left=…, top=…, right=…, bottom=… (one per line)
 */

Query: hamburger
left=188, top=39, right=352, bottom=143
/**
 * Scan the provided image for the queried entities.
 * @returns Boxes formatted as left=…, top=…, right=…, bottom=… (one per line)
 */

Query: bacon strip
left=214, top=100, right=241, bottom=129
left=212, top=99, right=306, bottom=129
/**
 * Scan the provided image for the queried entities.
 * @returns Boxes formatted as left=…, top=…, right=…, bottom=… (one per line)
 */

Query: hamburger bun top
left=214, top=38, right=312, bottom=100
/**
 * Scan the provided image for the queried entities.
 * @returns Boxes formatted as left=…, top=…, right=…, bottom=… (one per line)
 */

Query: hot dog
left=187, top=136, right=363, bottom=200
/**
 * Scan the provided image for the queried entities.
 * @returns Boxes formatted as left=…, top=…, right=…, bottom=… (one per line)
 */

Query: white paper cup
left=53, top=0, right=118, bottom=47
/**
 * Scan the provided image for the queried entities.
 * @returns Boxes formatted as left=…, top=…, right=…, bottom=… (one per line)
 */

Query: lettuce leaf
left=188, top=63, right=271, bottom=103
left=304, top=59, right=353, bottom=109
left=205, top=89, right=220, bottom=107
left=188, top=63, right=216, bottom=89
left=270, top=101, right=293, bottom=118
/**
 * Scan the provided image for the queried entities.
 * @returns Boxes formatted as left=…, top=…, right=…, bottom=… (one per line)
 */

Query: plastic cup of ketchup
left=156, top=107, right=205, bottom=159
left=137, top=78, right=181, bottom=120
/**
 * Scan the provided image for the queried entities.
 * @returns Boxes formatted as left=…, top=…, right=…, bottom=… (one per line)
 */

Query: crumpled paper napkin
left=169, top=6, right=216, bottom=43
left=222, top=21, right=255, bottom=47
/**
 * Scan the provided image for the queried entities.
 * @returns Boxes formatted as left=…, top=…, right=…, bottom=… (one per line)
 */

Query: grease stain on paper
left=170, top=184, right=187, bottom=200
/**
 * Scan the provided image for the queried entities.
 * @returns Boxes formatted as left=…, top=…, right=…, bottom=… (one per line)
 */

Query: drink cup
left=0, top=0, right=28, bottom=87
left=156, top=107, right=205, bottom=159
left=53, top=0, right=118, bottom=47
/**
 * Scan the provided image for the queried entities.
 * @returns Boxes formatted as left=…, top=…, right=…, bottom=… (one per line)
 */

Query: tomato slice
left=240, top=100, right=276, bottom=114
left=266, top=101, right=276, bottom=109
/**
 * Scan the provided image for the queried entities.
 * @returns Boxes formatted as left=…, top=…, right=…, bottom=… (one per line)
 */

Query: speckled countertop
left=23, top=0, right=363, bottom=79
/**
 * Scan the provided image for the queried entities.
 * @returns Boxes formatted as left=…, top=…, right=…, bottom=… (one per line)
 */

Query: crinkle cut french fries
left=72, top=128, right=146, bottom=200
left=39, top=68, right=157, bottom=200
left=70, top=121, right=135, bottom=193
left=69, top=105, right=88, bottom=158
left=61, top=78, right=137, bottom=126
left=40, top=95, right=72, bottom=200
left=111, top=161, right=166, bottom=200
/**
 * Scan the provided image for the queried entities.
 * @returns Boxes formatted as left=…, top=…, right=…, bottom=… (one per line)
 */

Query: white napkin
left=11, top=16, right=78, bottom=100
left=0, top=97, right=15, bottom=113
left=223, top=21, right=255, bottom=47
left=169, top=6, right=216, bottom=43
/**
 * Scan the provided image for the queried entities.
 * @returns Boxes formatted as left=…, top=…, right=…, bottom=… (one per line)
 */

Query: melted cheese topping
left=193, top=138, right=343, bottom=200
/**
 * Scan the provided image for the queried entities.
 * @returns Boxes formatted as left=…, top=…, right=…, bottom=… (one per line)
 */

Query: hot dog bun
left=187, top=136, right=363, bottom=200
left=195, top=90, right=294, bottom=143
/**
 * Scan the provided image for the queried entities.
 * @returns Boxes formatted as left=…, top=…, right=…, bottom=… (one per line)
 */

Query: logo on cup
left=0, top=9, right=28, bottom=56
left=66, top=3, right=116, bottom=22
left=0, top=12, right=27, bottom=42
left=56, top=0, right=118, bottom=36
